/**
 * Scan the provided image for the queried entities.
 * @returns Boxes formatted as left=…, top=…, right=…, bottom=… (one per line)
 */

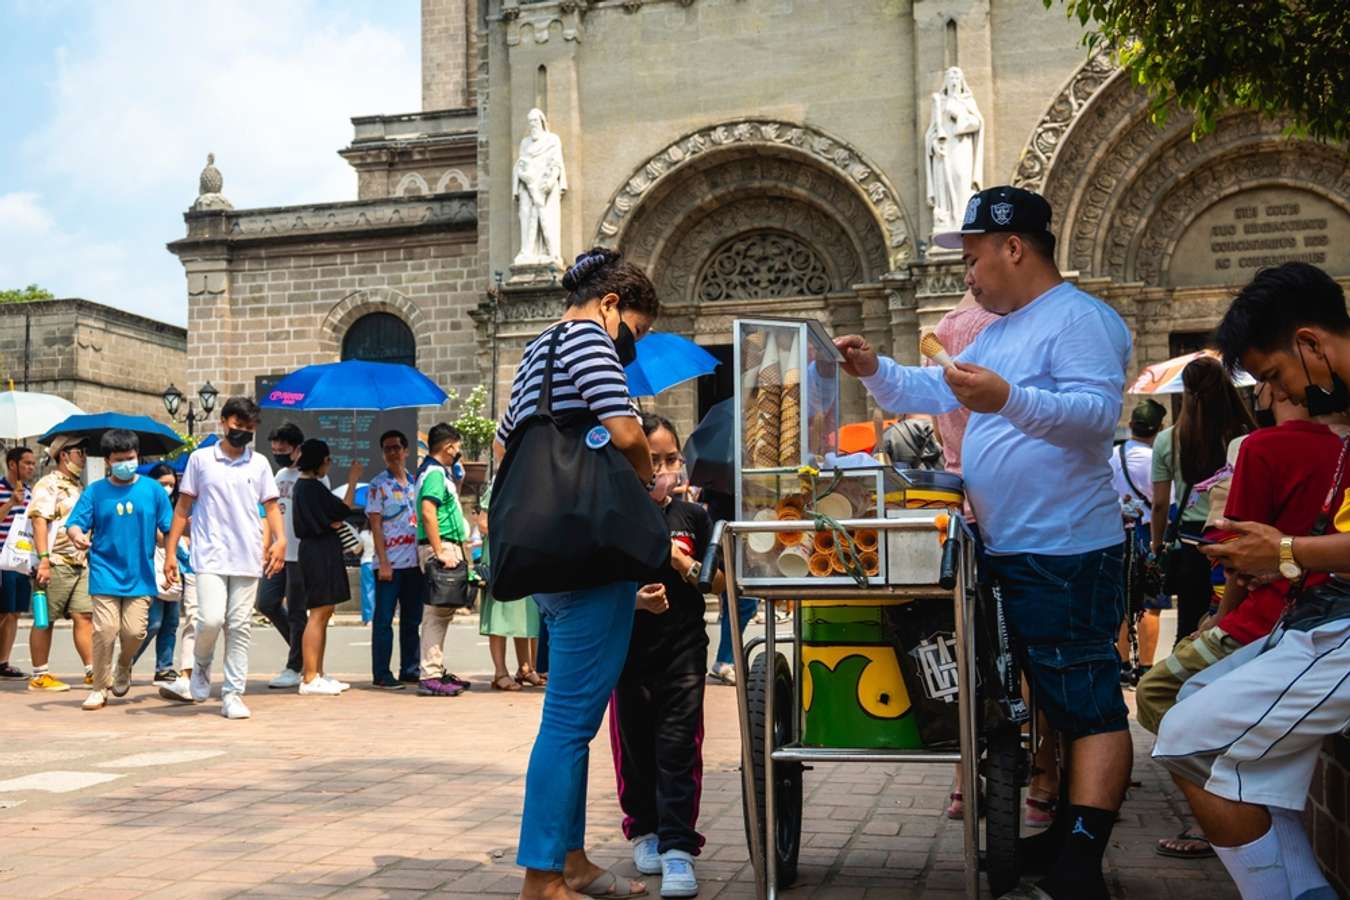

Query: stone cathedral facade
left=171, top=0, right=1350, bottom=439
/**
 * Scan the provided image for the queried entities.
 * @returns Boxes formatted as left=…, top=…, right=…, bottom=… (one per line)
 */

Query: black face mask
left=1298, top=344, right=1350, bottom=417
left=272, top=452, right=294, bottom=468
left=1254, top=409, right=1277, bottom=429
left=451, top=451, right=462, bottom=465
left=613, top=320, right=638, bottom=367
left=226, top=428, right=255, bottom=449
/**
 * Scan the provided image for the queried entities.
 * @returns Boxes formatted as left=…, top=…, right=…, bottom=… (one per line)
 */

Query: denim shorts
left=984, top=542, right=1129, bottom=737
left=0, top=569, right=31, bottom=614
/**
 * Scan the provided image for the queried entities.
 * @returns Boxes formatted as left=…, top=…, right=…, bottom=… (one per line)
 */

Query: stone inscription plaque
left=1169, top=187, right=1350, bottom=287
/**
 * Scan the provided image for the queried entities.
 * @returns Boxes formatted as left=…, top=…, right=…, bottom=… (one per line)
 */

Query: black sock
left=1037, top=804, right=1115, bottom=899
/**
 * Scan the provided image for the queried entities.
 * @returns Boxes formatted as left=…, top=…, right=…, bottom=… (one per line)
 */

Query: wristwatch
left=685, top=560, right=703, bottom=586
left=1278, top=537, right=1303, bottom=580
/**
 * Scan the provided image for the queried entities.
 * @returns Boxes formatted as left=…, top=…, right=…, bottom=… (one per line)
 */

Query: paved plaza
left=2, top=619, right=1237, bottom=900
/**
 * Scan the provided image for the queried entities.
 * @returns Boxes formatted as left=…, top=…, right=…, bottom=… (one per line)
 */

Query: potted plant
left=448, top=384, right=496, bottom=494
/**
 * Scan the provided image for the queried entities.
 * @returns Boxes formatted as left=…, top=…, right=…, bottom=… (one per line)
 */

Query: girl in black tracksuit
left=608, top=414, right=716, bottom=894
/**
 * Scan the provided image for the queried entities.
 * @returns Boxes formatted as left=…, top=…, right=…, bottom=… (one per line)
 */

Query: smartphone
left=1179, top=534, right=1219, bottom=547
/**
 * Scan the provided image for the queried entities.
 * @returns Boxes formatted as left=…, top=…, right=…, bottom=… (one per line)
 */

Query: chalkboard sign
left=255, top=376, right=420, bottom=481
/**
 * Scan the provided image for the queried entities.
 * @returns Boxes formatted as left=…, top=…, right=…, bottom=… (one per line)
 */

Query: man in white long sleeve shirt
left=835, top=186, right=1131, bottom=900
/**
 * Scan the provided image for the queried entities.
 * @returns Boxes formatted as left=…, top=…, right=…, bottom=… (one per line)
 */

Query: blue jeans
left=360, top=563, right=376, bottom=623
left=518, top=581, right=636, bottom=871
left=134, top=599, right=180, bottom=671
left=714, top=593, right=758, bottom=668
left=984, top=542, right=1128, bottom=737
left=372, top=567, right=426, bottom=682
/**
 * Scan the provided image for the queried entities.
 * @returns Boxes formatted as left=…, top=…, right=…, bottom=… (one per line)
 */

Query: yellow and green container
left=800, top=599, right=923, bottom=749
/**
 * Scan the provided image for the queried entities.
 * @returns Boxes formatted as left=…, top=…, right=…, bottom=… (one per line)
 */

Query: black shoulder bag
left=1282, top=437, right=1350, bottom=633
left=487, top=325, right=671, bottom=601
left=1118, top=444, right=1162, bottom=598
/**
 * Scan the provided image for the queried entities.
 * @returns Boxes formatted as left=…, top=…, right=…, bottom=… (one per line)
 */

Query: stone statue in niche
left=924, top=67, right=984, bottom=237
left=513, top=108, right=567, bottom=266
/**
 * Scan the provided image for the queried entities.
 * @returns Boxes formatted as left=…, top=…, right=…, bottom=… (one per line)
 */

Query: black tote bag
left=488, top=325, right=671, bottom=601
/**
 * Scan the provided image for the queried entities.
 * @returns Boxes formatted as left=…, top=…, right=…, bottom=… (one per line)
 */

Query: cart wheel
left=982, top=725, right=1024, bottom=896
left=744, top=651, right=802, bottom=887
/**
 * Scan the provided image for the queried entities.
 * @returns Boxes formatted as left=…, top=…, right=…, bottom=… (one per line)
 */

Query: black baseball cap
left=933, top=185, right=1054, bottom=250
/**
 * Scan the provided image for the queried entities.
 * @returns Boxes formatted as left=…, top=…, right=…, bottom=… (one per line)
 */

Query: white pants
left=1153, top=619, right=1350, bottom=810
left=194, top=574, right=258, bottom=697
left=175, top=573, right=198, bottom=673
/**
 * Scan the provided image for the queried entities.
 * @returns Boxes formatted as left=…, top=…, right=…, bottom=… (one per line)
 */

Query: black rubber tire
left=983, top=726, right=1024, bottom=896
left=742, top=651, right=802, bottom=887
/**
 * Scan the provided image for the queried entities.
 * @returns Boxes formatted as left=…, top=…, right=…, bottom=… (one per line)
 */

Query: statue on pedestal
left=924, top=67, right=984, bottom=238
left=512, top=108, right=567, bottom=267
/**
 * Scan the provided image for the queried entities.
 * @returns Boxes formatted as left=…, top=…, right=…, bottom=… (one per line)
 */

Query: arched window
left=342, top=313, right=416, bottom=367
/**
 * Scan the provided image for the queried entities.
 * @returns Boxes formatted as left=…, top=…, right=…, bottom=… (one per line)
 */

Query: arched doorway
left=342, top=312, right=416, bottom=367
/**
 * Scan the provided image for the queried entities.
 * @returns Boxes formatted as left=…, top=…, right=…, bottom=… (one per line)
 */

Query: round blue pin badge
left=585, top=425, right=611, bottom=450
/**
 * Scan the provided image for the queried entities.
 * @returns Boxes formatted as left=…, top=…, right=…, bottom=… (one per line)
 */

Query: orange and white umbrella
left=1128, top=349, right=1256, bottom=395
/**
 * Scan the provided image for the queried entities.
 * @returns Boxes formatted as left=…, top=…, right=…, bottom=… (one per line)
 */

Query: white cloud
left=0, top=192, right=54, bottom=234
left=4, top=0, right=420, bottom=324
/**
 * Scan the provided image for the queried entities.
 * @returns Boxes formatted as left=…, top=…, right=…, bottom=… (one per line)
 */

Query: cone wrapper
left=920, top=332, right=956, bottom=370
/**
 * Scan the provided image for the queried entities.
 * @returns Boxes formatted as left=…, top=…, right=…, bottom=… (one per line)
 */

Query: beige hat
left=47, top=435, right=86, bottom=459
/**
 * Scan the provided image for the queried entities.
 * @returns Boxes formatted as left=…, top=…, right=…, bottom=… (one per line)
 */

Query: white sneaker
left=190, top=663, right=212, bottom=701
left=299, top=677, right=342, bottom=696
left=659, top=850, right=698, bottom=898
left=709, top=663, right=737, bottom=686
left=111, top=664, right=132, bottom=697
left=159, top=675, right=194, bottom=703
left=632, top=833, right=661, bottom=875
left=82, top=690, right=107, bottom=711
left=321, top=676, right=351, bottom=692
left=268, top=668, right=302, bottom=689
left=221, top=693, right=251, bottom=719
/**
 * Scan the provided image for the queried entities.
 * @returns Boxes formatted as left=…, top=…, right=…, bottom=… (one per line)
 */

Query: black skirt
left=298, top=532, right=350, bottom=609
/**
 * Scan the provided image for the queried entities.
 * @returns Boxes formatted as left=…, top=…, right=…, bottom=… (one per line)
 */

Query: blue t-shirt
left=66, top=476, right=174, bottom=598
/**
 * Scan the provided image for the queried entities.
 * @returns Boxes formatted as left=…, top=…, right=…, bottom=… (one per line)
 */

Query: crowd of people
left=3, top=183, right=1348, bottom=900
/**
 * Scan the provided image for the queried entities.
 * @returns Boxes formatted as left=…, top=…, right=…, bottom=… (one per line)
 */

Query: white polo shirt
left=180, top=443, right=280, bottom=577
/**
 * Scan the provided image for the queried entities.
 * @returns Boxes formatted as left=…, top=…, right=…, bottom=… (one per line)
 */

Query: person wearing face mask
left=26, top=435, right=94, bottom=692
left=64, top=430, right=174, bottom=710
left=415, top=422, right=474, bottom=697
left=133, top=463, right=191, bottom=687
left=163, top=397, right=283, bottom=720
left=494, top=247, right=660, bottom=900
left=609, top=414, right=723, bottom=900
left=1145, top=263, right=1350, bottom=900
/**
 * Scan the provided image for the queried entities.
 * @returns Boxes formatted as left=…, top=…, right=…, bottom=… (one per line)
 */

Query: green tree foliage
left=0, top=284, right=55, bottom=304
left=1047, top=0, right=1349, bottom=141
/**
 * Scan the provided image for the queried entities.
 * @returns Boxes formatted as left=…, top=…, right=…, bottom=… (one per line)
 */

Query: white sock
left=1213, top=825, right=1291, bottom=900
left=84, top=664, right=93, bottom=676
left=1271, top=808, right=1332, bottom=897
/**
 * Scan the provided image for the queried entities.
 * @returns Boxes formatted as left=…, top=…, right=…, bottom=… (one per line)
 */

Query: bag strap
left=537, top=323, right=568, bottom=419
left=1163, top=483, right=1193, bottom=545
left=1118, top=443, right=1150, bottom=505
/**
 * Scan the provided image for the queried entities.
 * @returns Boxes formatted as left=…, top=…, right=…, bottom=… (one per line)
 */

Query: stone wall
left=422, top=0, right=478, bottom=111
left=169, top=194, right=484, bottom=435
left=1309, top=737, right=1350, bottom=896
left=0, top=299, right=185, bottom=425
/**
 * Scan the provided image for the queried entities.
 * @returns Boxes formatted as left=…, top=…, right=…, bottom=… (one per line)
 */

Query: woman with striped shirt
left=497, top=247, right=660, bottom=900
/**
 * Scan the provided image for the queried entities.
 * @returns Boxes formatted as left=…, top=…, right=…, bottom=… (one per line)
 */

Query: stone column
left=829, top=292, right=868, bottom=425
left=883, top=270, right=920, bottom=365
left=910, top=260, right=968, bottom=335
left=423, top=0, right=476, bottom=110
left=853, top=282, right=893, bottom=362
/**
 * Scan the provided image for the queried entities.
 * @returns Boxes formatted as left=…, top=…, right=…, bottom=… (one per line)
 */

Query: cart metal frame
left=722, top=513, right=986, bottom=900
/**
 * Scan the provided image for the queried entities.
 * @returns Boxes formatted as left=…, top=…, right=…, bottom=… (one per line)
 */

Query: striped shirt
left=0, top=477, right=29, bottom=542
left=496, top=320, right=636, bottom=446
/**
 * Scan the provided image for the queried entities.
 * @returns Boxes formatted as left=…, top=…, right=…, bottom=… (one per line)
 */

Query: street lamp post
left=162, top=381, right=219, bottom=438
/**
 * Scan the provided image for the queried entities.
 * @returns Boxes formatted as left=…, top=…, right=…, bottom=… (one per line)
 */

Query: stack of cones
left=778, top=333, right=801, bottom=465
left=749, top=339, right=782, bottom=468
left=742, top=331, right=767, bottom=466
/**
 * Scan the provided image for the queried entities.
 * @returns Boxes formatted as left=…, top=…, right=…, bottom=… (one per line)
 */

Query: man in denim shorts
left=836, top=186, right=1131, bottom=900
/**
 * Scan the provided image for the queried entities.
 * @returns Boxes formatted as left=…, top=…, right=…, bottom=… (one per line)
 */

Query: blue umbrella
left=624, top=332, right=720, bottom=397
left=40, top=413, right=185, bottom=457
left=137, top=433, right=218, bottom=474
left=260, top=360, right=447, bottom=411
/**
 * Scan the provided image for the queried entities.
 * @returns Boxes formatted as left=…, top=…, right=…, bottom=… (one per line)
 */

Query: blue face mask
left=110, top=459, right=138, bottom=481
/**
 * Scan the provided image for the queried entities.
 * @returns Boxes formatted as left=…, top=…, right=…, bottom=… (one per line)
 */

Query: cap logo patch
left=991, top=202, right=1014, bottom=226
left=962, top=196, right=982, bottom=226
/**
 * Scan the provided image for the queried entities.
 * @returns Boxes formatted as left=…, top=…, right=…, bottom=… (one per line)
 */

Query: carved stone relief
left=594, top=119, right=912, bottom=267
left=695, top=231, right=831, bottom=302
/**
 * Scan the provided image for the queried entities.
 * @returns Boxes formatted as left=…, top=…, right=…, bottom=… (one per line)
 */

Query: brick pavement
left=0, top=670, right=1239, bottom=900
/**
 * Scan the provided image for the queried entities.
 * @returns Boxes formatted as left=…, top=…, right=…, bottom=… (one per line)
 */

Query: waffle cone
left=808, top=552, right=835, bottom=578
left=813, top=531, right=835, bottom=553
left=853, top=528, right=879, bottom=552
left=751, top=386, right=782, bottom=468
left=778, top=388, right=801, bottom=465
left=859, top=550, right=880, bottom=577
left=920, top=332, right=955, bottom=369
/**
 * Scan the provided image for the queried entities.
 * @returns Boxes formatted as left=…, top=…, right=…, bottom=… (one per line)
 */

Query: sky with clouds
left=0, top=0, right=421, bottom=326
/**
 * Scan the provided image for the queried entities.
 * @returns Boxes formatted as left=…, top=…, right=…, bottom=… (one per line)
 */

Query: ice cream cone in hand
left=920, top=333, right=956, bottom=370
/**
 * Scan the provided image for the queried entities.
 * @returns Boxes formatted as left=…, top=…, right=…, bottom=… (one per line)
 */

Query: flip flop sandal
left=491, top=675, right=522, bottom=692
left=1155, top=831, right=1215, bottom=859
left=578, top=868, right=647, bottom=899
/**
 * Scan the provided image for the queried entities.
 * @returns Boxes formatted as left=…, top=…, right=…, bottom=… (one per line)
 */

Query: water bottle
left=32, top=589, right=49, bottom=629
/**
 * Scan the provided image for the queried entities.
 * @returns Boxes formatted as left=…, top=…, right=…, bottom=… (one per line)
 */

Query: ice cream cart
left=714, top=317, right=1029, bottom=899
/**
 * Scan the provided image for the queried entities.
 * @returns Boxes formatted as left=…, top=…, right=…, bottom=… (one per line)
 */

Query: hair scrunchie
left=561, top=247, right=620, bottom=292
